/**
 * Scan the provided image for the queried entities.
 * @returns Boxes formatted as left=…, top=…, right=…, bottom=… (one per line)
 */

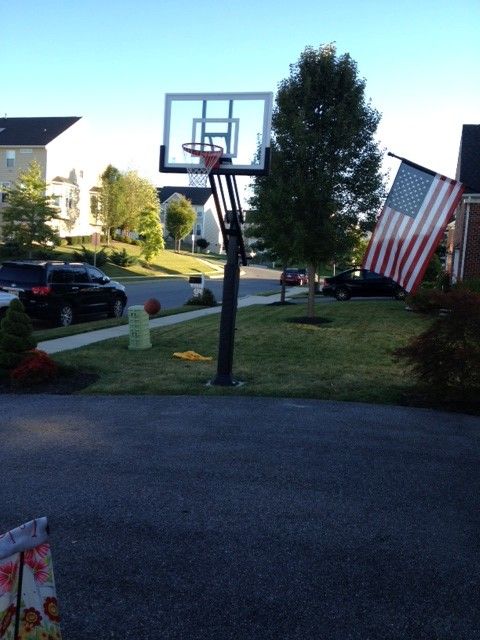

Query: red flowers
left=43, top=597, right=61, bottom=623
left=10, top=349, right=58, bottom=386
left=22, top=607, right=42, bottom=631
left=0, top=604, right=16, bottom=637
left=0, top=561, right=18, bottom=594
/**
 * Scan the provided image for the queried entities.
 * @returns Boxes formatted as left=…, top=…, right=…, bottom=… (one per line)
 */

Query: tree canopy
left=138, top=203, right=165, bottom=262
left=250, top=44, right=385, bottom=314
left=1, top=161, right=60, bottom=257
left=99, top=164, right=122, bottom=242
left=165, top=196, right=196, bottom=252
left=98, top=166, right=159, bottom=243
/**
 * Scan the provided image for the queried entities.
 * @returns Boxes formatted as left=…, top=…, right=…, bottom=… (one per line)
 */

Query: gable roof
left=0, top=117, right=81, bottom=146
left=457, top=124, right=480, bottom=193
left=158, top=186, right=212, bottom=206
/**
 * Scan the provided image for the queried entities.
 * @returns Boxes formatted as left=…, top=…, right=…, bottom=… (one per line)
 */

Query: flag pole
left=387, top=152, right=437, bottom=177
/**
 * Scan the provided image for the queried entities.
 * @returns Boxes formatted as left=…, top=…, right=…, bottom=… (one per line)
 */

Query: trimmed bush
left=73, top=245, right=109, bottom=267
left=394, top=289, right=480, bottom=399
left=0, top=299, right=37, bottom=377
left=185, top=288, right=217, bottom=307
left=109, top=248, right=138, bottom=266
left=406, top=287, right=447, bottom=314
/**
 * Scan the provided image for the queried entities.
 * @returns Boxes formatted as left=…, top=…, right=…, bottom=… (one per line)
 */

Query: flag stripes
left=363, top=162, right=464, bottom=293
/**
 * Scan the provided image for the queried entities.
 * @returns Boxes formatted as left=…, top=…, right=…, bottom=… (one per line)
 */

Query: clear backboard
left=159, top=92, right=273, bottom=176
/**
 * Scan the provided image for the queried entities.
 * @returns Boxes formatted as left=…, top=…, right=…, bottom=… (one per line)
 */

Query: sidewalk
left=38, top=287, right=305, bottom=354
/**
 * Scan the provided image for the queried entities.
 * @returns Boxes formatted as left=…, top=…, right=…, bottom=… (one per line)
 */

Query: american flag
left=362, top=159, right=464, bottom=293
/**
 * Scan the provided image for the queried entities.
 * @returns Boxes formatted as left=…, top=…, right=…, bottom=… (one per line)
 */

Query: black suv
left=0, top=261, right=127, bottom=326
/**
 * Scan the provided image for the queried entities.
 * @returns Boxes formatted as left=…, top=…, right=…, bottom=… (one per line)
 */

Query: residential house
left=447, top=124, right=480, bottom=283
left=158, top=186, right=224, bottom=253
left=0, top=116, right=96, bottom=239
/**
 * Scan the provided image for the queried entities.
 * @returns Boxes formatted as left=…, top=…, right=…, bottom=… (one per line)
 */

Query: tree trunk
left=280, top=262, right=287, bottom=303
left=307, top=263, right=317, bottom=317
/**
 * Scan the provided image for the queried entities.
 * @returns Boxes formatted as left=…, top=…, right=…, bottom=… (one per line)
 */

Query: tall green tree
left=252, top=44, right=385, bottom=316
left=115, top=171, right=159, bottom=233
left=248, top=144, right=299, bottom=303
left=99, top=164, right=122, bottom=243
left=165, top=196, right=196, bottom=252
left=1, top=161, right=60, bottom=257
left=138, top=203, right=165, bottom=262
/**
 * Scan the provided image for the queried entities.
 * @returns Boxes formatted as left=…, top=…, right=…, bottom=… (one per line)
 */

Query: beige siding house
left=0, top=117, right=95, bottom=238
left=158, top=186, right=224, bottom=253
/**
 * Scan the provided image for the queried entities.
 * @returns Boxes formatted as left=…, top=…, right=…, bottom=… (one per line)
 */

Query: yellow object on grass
left=173, top=350, right=213, bottom=361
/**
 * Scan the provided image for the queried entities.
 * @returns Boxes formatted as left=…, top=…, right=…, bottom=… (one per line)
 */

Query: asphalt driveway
left=1, top=395, right=479, bottom=639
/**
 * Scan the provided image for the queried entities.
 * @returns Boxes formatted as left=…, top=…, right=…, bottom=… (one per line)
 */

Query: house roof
left=158, top=186, right=212, bottom=206
left=457, top=124, right=480, bottom=193
left=0, top=117, right=81, bottom=146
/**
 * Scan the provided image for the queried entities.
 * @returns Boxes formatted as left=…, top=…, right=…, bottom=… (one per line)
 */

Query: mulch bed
left=0, top=368, right=99, bottom=395
left=286, top=317, right=332, bottom=326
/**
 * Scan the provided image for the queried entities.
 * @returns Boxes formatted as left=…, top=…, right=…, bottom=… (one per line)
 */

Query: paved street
left=1, top=395, right=479, bottom=639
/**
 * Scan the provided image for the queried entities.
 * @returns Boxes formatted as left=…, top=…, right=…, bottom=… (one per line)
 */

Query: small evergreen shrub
left=109, top=248, right=138, bottom=266
left=185, top=288, right=217, bottom=307
left=10, top=349, right=58, bottom=387
left=73, top=245, right=109, bottom=267
left=394, top=289, right=480, bottom=399
left=0, top=299, right=37, bottom=377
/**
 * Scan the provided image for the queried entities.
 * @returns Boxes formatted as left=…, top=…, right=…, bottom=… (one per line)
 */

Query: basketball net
left=182, top=143, right=223, bottom=187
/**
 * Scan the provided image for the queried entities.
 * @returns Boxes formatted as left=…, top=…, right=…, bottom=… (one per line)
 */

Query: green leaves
left=165, top=196, right=196, bottom=252
left=2, top=161, right=60, bottom=257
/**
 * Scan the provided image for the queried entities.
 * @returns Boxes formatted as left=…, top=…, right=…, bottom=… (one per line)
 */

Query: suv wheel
left=58, top=303, right=74, bottom=327
left=108, top=297, right=125, bottom=318
left=395, top=288, right=406, bottom=301
left=335, top=287, right=351, bottom=301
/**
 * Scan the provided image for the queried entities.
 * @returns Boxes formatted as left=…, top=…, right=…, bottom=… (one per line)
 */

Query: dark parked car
left=322, top=268, right=406, bottom=301
left=0, top=261, right=127, bottom=326
left=280, top=268, right=308, bottom=286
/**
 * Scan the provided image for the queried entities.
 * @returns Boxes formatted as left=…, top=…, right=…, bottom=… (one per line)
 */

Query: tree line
left=0, top=162, right=199, bottom=261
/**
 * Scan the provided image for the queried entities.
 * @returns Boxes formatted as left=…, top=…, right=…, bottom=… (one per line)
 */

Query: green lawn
left=52, top=241, right=224, bottom=279
left=52, top=300, right=432, bottom=405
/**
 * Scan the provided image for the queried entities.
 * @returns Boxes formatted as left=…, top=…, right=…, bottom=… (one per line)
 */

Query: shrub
left=406, top=287, right=447, bottom=314
left=10, top=349, right=58, bottom=387
left=73, top=245, right=109, bottom=267
left=196, top=238, right=210, bottom=252
left=185, top=288, right=217, bottom=307
left=394, top=289, right=480, bottom=398
left=454, top=277, right=480, bottom=295
left=109, top=248, right=138, bottom=267
left=0, top=299, right=37, bottom=377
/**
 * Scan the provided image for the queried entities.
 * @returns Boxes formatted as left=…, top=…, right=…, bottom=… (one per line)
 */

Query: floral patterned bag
left=0, top=518, right=61, bottom=639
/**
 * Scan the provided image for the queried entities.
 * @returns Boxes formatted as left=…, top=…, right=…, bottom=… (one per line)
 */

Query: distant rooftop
left=457, top=124, right=480, bottom=193
left=158, top=186, right=212, bottom=206
left=0, top=117, right=81, bottom=146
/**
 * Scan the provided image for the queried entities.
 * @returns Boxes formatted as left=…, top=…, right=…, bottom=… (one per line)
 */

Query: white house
left=158, top=186, right=224, bottom=253
left=0, top=116, right=96, bottom=238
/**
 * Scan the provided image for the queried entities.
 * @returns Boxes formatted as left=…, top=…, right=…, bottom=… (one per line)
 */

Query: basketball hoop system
left=182, top=142, right=223, bottom=187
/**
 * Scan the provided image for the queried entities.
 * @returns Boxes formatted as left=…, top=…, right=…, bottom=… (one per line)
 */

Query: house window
left=1, top=182, right=11, bottom=203
left=6, top=150, right=15, bottom=168
left=196, top=224, right=202, bottom=235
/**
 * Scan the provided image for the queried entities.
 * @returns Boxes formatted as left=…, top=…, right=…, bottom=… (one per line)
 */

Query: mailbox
left=188, top=274, right=204, bottom=297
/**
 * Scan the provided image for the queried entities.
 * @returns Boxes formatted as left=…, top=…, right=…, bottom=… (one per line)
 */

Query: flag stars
left=387, top=164, right=434, bottom=218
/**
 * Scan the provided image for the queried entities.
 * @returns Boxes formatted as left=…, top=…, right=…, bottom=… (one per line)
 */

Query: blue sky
left=2, top=0, right=479, bottom=188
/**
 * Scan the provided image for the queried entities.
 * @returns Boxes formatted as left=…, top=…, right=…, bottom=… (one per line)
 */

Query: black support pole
left=209, top=172, right=243, bottom=386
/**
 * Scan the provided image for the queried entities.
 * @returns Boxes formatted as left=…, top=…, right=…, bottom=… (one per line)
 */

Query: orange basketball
left=144, top=298, right=161, bottom=316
